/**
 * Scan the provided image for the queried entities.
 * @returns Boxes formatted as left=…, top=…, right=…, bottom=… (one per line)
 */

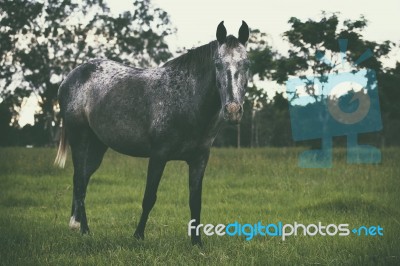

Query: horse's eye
left=242, top=60, right=250, bottom=68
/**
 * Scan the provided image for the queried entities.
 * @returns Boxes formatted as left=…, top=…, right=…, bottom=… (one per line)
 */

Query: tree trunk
left=255, top=116, right=259, bottom=147
left=237, top=124, right=241, bottom=149
left=251, top=108, right=255, bottom=147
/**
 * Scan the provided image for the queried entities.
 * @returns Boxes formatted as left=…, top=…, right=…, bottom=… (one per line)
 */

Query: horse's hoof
left=133, top=231, right=144, bottom=240
left=80, top=228, right=90, bottom=235
left=69, top=216, right=80, bottom=230
left=191, top=239, right=203, bottom=247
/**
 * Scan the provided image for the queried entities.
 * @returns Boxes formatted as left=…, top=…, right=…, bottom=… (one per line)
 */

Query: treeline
left=1, top=1, right=399, bottom=147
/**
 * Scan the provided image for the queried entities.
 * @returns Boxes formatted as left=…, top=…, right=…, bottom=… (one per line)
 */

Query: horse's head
left=215, top=21, right=250, bottom=124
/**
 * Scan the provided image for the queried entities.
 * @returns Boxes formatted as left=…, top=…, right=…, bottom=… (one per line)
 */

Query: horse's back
left=59, top=59, right=145, bottom=122
left=58, top=59, right=155, bottom=156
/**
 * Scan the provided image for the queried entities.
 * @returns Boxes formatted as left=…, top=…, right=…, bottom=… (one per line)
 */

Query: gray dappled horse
left=55, top=21, right=250, bottom=245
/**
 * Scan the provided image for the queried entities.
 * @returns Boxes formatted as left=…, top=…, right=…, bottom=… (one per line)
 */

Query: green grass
left=0, top=147, right=399, bottom=265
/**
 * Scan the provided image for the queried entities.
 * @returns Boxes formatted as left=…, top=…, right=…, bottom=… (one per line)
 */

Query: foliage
left=275, top=13, right=394, bottom=100
left=377, top=62, right=400, bottom=145
left=272, top=12, right=397, bottom=147
left=0, top=0, right=174, bottom=145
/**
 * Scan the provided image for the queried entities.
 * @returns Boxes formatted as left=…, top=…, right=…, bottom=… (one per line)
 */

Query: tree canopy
left=0, top=0, right=174, bottom=145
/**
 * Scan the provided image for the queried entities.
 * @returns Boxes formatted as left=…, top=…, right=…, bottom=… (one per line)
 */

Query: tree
left=274, top=13, right=393, bottom=90
left=244, top=85, right=268, bottom=147
left=0, top=0, right=174, bottom=145
left=273, top=12, right=396, bottom=147
left=377, top=62, right=400, bottom=146
left=244, top=29, right=276, bottom=147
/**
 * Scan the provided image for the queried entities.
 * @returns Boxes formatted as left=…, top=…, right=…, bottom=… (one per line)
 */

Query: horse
left=54, top=21, right=250, bottom=245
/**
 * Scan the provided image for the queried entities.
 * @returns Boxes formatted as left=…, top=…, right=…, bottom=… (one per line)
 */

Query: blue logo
left=286, top=39, right=382, bottom=168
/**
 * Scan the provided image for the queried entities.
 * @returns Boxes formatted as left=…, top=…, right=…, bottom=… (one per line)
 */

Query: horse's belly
left=100, top=135, right=151, bottom=157
left=89, top=119, right=152, bottom=157
left=109, top=143, right=151, bottom=157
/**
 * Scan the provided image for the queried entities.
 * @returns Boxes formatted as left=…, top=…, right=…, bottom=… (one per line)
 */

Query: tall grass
left=0, top=147, right=399, bottom=265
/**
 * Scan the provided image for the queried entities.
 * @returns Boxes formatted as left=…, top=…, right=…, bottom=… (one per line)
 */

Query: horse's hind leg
left=68, top=126, right=107, bottom=234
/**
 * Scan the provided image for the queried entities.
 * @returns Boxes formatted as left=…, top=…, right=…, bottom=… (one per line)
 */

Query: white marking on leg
left=69, top=216, right=80, bottom=230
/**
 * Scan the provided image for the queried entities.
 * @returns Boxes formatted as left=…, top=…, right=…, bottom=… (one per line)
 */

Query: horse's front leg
left=188, top=150, right=210, bottom=246
left=134, top=157, right=166, bottom=240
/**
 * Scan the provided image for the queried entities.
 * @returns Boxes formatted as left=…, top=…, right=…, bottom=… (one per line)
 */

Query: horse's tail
left=54, top=123, right=68, bottom=168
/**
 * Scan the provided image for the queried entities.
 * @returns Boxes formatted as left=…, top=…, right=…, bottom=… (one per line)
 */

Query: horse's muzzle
left=223, top=102, right=243, bottom=124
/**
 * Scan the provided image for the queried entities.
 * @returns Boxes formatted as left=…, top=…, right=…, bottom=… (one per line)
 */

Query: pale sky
left=18, top=0, right=400, bottom=126
left=111, top=0, right=400, bottom=56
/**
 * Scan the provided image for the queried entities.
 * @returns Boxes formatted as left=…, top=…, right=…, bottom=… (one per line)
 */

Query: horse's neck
left=162, top=42, right=221, bottom=121
left=190, top=65, right=220, bottom=115
left=188, top=66, right=222, bottom=135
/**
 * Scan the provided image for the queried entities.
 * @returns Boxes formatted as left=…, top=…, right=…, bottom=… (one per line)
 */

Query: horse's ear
left=216, top=21, right=227, bottom=44
left=238, top=20, right=249, bottom=45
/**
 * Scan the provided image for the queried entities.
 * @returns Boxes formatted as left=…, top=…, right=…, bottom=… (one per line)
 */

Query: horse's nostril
left=224, top=104, right=229, bottom=113
left=224, top=102, right=241, bottom=113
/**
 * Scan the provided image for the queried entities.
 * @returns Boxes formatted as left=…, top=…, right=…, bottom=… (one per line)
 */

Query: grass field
left=0, top=147, right=399, bottom=265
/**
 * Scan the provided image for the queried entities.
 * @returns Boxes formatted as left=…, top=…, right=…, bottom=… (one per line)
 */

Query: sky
left=110, top=0, right=400, bottom=57
left=18, top=0, right=400, bottom=126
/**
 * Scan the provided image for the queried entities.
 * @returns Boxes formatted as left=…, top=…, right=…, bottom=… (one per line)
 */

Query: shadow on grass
left=299, top=197, right=400, bottom=220
left=0, top=196, right=39, bottom=207
left=0, top=215, right=194, bottom=264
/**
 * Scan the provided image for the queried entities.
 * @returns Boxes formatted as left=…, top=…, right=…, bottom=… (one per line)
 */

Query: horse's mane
left=163, top=35, right=241, bottom=70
